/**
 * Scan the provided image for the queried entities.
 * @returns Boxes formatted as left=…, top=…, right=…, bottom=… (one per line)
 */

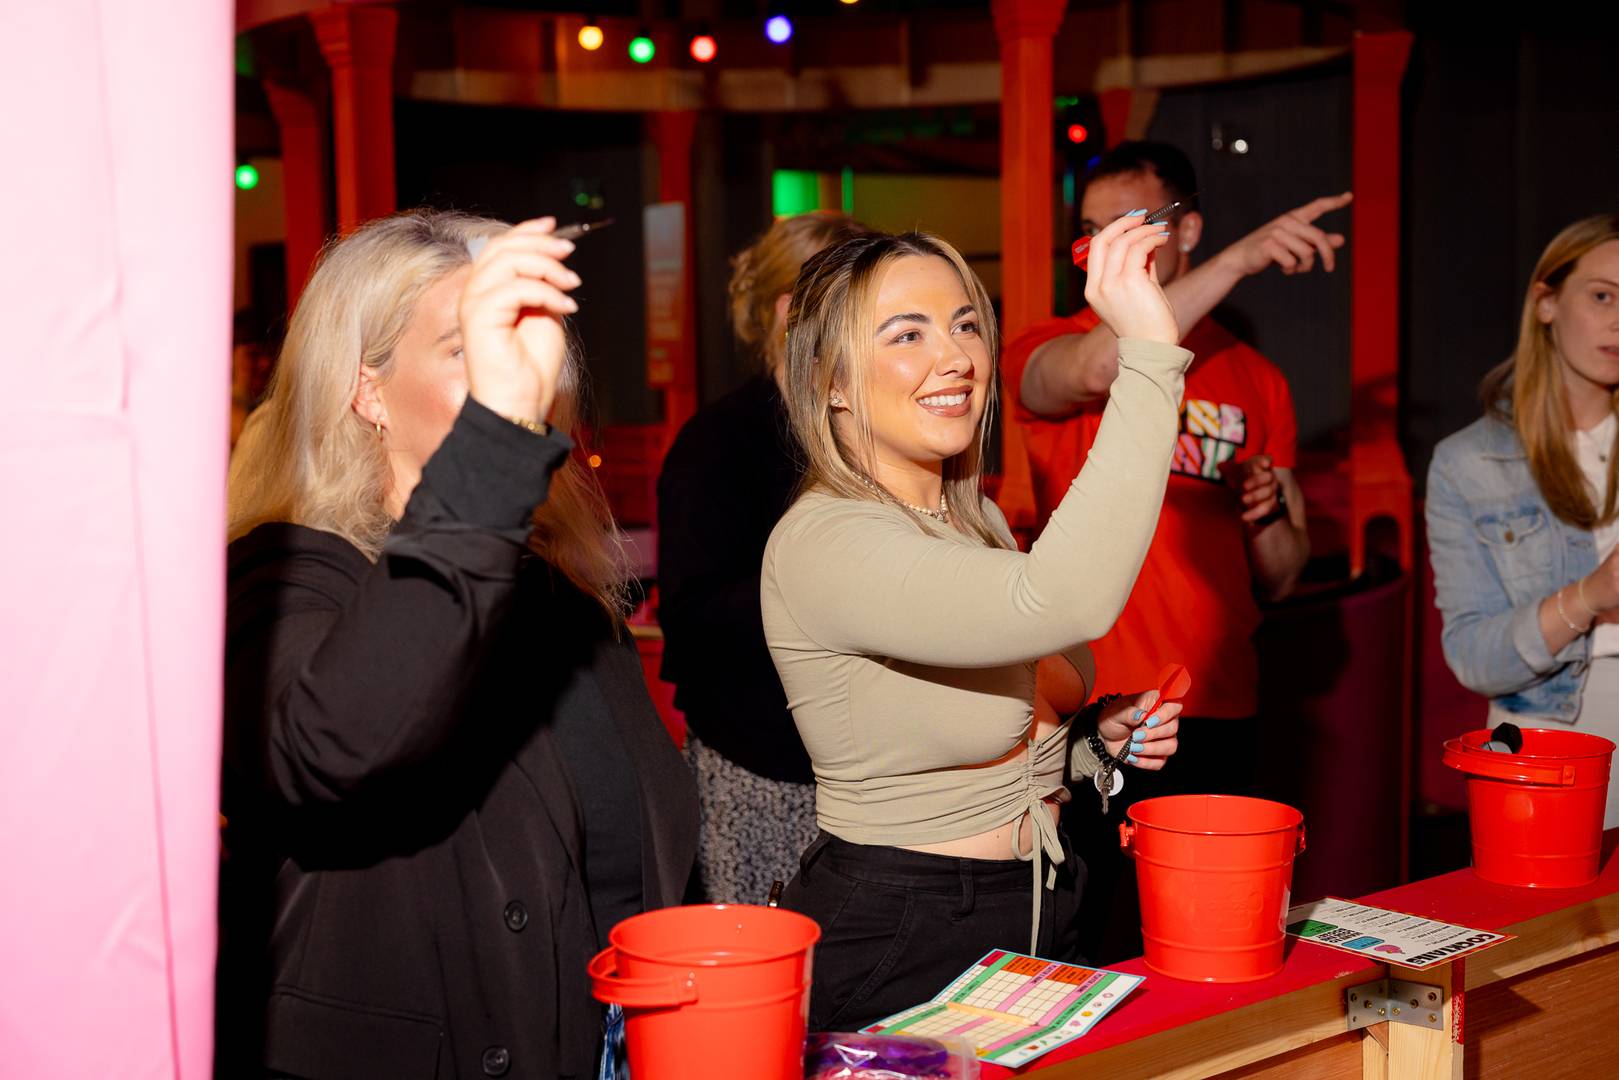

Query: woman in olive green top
left=763, top=212, right=1190, bottom=1031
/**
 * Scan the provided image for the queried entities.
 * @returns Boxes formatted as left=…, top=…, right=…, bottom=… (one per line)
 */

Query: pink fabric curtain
left=0, top=2, right=231, bottom=1075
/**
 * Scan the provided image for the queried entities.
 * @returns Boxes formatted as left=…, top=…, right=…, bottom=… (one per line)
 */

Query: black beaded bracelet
left=1075, top=693, right=1126, bottom=762
left=1077, top=693, right=1132, bottom=813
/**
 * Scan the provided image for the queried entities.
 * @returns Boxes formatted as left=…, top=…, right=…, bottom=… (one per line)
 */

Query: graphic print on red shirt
left=1001, top=309, right=1298, bottom=718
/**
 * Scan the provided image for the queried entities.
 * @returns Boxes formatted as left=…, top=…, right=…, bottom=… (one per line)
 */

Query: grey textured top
left=761, top=336, right=1192, bottom=946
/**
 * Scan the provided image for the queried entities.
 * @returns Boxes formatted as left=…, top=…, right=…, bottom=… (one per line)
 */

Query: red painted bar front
left=991, top=830, right=1619, bottom=1075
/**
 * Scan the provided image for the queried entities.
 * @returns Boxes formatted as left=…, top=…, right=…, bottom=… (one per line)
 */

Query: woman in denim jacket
left=1426, top=213, right=1619, bottom=828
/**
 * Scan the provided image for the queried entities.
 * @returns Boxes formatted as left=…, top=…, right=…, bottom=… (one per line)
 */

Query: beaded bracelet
left=1078, top=694, right=1129, bottom=813
left=1575, top=577, right=1601, bottom=621
left=1554, top=586, right=1592, bottom=635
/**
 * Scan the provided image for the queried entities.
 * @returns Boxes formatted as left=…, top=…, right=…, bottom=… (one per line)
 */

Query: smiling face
left=1542, top=240, right=1619, bottom=410
left=834, top=254, right=991, bottom=480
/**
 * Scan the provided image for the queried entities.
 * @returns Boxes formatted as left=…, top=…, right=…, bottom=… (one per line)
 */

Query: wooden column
left=649, top=109, right=700, bottom=442
left=1347, top=30, right=1414, bottom=577
left=312, top=4, right=398, bottom=233
left=262, top=81, right=328, bottom=308
left=1349, top=30, right=1415, bottom=883
left=991, top=0, right=1067, bottom=534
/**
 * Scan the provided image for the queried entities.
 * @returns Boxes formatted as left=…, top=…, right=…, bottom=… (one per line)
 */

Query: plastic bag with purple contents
left=804, top=1032, right=979, bottom=1080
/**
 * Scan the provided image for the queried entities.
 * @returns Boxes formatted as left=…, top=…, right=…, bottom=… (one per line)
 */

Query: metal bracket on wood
left=1346, top=978, right=1445, bottom=1032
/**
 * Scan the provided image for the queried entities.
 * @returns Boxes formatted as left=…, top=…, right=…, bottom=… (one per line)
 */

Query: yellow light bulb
left=578, top=24, right=604, bottom=52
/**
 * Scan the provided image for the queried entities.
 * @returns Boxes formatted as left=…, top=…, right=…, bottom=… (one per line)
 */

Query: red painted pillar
left=992, top=0, right=1067, bottom=534
left=1348, top=31, right=1414, bottom=577
left=1098, top=87, right=1134, bottom=148
left=312, top=4, right=398, bottom=234
left=649, top=110, right=700, bottom=442
left=262, top=81, right=329, bottom=308
left=1350, top=29, right=1415, bottom=882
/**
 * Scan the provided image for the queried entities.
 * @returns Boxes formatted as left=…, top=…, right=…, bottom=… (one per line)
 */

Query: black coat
left=655, top=375, right=811, bottom=783
left=217, top=402, right=698, bottom=1080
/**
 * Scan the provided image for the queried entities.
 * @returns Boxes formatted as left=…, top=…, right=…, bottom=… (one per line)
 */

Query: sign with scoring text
left=1286, top=898, right=1510, bottom=968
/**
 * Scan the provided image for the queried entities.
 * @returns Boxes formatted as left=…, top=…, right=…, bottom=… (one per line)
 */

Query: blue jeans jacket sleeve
left=1426, top=451, right=1563, bottom=696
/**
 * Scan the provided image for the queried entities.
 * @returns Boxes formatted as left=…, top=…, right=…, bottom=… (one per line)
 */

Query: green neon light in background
left=771, top=170, right=821, bottom=217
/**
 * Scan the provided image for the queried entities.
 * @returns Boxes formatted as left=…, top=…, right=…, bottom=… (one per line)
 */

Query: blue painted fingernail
left=1127, top=753, right=1140, bottom=765
left=1145, top=714, right=1162, bottom=728
left=1127, top=208, right=1147, bottom=216
left=1133, top=709, right=1145, bottom=722
left=1131, top=732, right=1146, bottom=743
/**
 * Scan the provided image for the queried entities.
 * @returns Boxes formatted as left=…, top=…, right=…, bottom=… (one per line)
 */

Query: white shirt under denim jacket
left=1426, top=412, right=1619, bottom=726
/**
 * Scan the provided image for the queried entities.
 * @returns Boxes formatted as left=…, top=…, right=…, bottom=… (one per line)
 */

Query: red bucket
left=589, top=904, right=819, bottom=1080
left=1442, top=727, right=1614, bottom=888
left=1121, top=795, right=1306, bottom=983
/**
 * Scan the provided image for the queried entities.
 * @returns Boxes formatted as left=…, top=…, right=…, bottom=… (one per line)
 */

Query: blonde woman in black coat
left=219, top=210, right=697, bottom=1079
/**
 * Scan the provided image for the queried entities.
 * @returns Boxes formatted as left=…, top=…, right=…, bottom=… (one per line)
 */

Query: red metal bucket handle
left=1119, top=821, right=1306, bottom=854
left=588, top=948, right=699, bottom=1008
left=1442, top=738, right=1576, bottom=787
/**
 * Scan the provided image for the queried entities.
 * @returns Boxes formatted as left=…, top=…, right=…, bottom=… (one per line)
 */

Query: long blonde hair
left=729, top=211, right=868, bottom=374
left=1481, top=213, right=1619, bottom=529
left=781, top=231, right=1009, bottom=549
left=229, top=209, right=629, bottom=617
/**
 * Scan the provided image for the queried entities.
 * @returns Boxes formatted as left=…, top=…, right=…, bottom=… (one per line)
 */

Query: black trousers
left=1063, top=715, right=1261, bottom=965
left=780, top=830, right=1085, bottom=1033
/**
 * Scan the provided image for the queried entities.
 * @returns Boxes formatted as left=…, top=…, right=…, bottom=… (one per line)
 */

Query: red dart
left=1154, top=662, right=1191, bottom=705
left=1071, top=234, right=1094, bottom=271
left=1071, top=194, right=1196, bottom=271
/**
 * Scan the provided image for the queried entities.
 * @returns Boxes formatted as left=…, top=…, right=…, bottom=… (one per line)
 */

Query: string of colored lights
left=570, top=10, right=815, bottom=64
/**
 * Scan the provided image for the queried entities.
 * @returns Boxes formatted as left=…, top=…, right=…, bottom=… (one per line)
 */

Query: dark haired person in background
left=1003, top=140, right=1348, bottom=961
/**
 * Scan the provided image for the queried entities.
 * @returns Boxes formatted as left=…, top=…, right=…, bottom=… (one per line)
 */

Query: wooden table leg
left=1361, top=1022, right=1389, bottom=1080
left=1387, top=962, right=1461, bottom=1080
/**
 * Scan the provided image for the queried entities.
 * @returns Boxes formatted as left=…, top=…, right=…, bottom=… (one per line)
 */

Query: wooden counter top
left=992, top=832, right=1619, bottom=1078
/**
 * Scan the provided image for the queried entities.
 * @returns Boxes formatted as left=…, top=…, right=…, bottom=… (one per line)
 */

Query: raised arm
left=1021, top=192, right=1353, bottom=418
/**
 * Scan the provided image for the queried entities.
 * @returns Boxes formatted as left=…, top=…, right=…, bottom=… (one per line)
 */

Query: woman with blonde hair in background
left=219, top=209, right=696, bottom=1079
left=657, top=210, right=872, bottom=904
left=1428, top=212, right=1619, bottom=828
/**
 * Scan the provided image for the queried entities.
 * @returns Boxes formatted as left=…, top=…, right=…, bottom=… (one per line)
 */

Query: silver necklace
left=857, top=473, right=950, bottom=522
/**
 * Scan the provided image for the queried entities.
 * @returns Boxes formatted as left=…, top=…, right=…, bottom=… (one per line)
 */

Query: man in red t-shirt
left=1005, top=141, right=1350, bottom=960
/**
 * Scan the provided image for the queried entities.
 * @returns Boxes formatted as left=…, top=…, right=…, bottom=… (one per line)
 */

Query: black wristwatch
left=1252, top=487, right=1288, bottom=530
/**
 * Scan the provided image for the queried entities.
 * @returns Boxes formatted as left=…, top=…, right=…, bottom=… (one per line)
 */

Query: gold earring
left=375, top=422, right=384, bottom=437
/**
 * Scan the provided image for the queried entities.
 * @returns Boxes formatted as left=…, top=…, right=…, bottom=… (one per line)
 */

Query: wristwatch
left=1252, top=487, right=1288, bottom=529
